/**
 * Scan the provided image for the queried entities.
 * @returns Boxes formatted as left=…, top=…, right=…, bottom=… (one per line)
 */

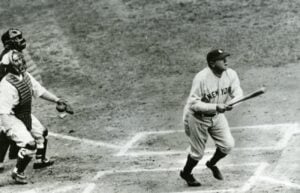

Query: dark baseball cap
left=206, top=49, right=230, bottom=63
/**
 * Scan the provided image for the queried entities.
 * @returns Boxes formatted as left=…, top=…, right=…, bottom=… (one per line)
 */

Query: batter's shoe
left=11, top=171, right=28, bottom=184
left=180, top=170, right=201, bottom=187
left=33, top=158, right=55, bottom=169
left=206, top=161, right=223, bottom=180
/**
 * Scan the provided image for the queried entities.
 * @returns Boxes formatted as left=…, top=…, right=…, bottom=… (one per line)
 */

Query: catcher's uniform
left=0, top=50, right=46, bottom=149
left=0, top=73, right=37, bottom=149
left=183, top=67, right=243, bottom=160
left=0, top=72, right=47, bottom=149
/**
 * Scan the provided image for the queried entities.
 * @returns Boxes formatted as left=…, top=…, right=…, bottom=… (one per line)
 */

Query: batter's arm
left=190, top=96, right=217, bottom=113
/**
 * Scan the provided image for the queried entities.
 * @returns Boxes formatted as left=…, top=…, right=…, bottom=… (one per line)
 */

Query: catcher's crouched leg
left=8, top=142, right=20, bottom=160
left=0, top=132, right=10, bottom=171
left=12, top=142, right=36, bottom=184
left=33, top=130, right=54, bottom=169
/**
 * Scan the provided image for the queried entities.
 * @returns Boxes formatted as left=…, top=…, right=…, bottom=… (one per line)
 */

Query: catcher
left=0, top=28, right=59, bottom=171
left=0, top=50, right=73, bottom=184
left=0, top=50, right=73, bottom=183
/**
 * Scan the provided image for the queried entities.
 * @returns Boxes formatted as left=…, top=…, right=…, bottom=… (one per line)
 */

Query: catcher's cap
left=206, top=49, right=230, bottom=63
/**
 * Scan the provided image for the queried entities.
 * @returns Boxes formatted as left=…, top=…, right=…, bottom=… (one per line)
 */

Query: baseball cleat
left=11, top=171, right=28, bottom=184
left=206, top=161, right=224, bottom=180
left=33, top=158, right=55, bottom=169
left=180, top=170, right=201, bottom=187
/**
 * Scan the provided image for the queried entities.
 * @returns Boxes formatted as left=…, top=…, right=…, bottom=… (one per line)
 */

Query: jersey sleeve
left=188, top=75, right=217, bottom=113
left=27, top=72, right=47, bottom=98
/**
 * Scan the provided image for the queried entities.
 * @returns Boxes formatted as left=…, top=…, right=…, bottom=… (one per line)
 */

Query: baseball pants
left=184, top=113, right=235, bottom=160
left=0, top=115, right=35, bottom=148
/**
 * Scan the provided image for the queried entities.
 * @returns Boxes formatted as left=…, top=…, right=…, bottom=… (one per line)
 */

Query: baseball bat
left=228, top=87, right=266, bottom=106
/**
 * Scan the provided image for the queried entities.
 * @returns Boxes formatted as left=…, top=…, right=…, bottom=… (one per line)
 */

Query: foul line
left=49, top=132, right=121, bottom=149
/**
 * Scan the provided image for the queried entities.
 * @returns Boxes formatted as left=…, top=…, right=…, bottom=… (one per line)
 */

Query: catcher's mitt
left=56, top=99, right=74, bottom=114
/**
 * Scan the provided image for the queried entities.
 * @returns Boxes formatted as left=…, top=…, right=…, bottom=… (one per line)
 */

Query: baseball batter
left=180, top=49, right=243, bottom=186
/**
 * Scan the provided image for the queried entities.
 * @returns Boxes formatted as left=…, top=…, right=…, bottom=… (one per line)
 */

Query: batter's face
left=211, top=57, right=228, bottom=73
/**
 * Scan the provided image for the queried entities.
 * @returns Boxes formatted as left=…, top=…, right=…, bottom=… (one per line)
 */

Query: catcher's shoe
left=33, top=158, right=55, bottom=169
left=180, top=171, right=201, bottom=187
left=206, top=161, right=224, bottom=180
left=11, top=171, right=28, bottom=184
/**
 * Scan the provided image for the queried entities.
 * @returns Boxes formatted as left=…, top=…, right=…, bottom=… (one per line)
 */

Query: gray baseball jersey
left=183, top=67, right=243, bottom=160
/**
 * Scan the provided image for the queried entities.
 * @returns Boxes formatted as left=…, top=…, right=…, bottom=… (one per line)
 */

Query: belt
left=193, top=112, right=217, bottom=118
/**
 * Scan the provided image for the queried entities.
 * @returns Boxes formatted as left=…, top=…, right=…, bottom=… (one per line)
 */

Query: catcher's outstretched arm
left=40, top=90, right=60, bottom=103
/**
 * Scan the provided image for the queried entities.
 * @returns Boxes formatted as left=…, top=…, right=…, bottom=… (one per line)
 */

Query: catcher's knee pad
left=18, top=142, right=36, bottom=159
left=25, top=141, right=36, bottom=150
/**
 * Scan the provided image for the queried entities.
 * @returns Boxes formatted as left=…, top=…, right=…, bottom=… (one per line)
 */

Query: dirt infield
left=0, top=0, right=300, bottom=192
left=0, top=123, right=299, bottom=193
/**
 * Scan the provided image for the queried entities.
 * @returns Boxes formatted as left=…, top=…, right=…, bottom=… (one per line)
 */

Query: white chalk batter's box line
left=19, top=123, right=299, bottom=193
left=15, top=163, right=265, bottom=193
left=17, top=162, right=300, bottom=193
left=116, top=123, right=299, bottom=156
left=82, top=162, right=300, bottom=193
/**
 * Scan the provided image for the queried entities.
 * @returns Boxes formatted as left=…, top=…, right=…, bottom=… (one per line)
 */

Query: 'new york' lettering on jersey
left=183, top=66, right=243, bottom=116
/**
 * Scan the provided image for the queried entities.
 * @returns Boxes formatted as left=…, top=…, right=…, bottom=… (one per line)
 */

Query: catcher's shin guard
left=0, top=132, right=10, bottom=162
left=16, top=146, right=35, bottom=174
left=9, top=142, right=20, bottom=160
left=16, top=155, right=32, bottom=174
left=36, top=138, right=48, bottom=160
left=34, top=138, right=54, bottom=169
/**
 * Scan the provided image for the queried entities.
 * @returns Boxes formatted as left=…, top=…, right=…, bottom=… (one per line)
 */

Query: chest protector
left=6, top=73, right=32, bottom=130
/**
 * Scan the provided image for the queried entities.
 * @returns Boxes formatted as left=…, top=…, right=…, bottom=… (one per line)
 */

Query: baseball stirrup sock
left=209, top=148, right=227, bottom=166
left=16, top=156, right=32, bottom=173
left=183, top=154, right=199, bottom=174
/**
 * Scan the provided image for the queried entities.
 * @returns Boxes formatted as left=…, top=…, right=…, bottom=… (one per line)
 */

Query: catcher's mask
left=1, top=29, right=26, bottom=51
left=7, top=50, right=27, bottom=75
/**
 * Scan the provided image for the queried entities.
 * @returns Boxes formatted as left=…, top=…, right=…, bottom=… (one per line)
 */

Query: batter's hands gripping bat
left=228, top=87, right=266, bottom=106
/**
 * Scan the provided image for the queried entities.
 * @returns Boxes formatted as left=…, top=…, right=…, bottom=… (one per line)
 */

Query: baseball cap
left=206, top=49, right=230, bottom=63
